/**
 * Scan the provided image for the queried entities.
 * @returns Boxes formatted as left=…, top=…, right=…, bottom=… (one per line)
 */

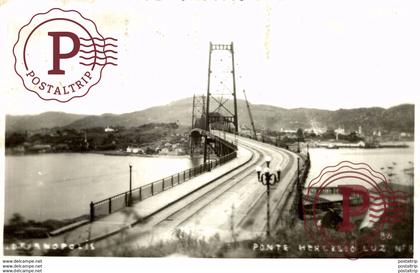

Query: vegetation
left=6, top=122, right=190, bottom=155
left=4, top=213, right=88, bottom=242
left=69, top=200, right=413, bottom=258
left=6, top=100, right=414, bottom=135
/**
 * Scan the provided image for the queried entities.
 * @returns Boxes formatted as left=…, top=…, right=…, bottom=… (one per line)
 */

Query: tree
left=145, top=147, right=155, bottom=155
left=9, top=213, right=25, bottom=226
left=5, top=133, right=26, bottom=147
left=345, top=131, right=363, bottom=143
left=296, top=128, right=305, bottom=142
left=322, top=128, right=336, bottom=140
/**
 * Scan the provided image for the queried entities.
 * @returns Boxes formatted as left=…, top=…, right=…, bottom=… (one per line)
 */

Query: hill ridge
left=6, top=98, right=414, bottom=134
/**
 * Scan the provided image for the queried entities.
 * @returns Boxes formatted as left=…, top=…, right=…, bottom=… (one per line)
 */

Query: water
left=5, top=153, right=201, bottom=223
left=5, top=147, right=414, bottom=223
left=306, top=144, right=414, bottom=187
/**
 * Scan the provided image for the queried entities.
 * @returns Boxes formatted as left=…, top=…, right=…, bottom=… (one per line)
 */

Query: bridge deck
left=40, top=145, right=253, bottom=248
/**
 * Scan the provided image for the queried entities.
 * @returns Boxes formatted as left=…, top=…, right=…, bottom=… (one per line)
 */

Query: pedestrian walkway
left=45, top=146, right=253, bottom=246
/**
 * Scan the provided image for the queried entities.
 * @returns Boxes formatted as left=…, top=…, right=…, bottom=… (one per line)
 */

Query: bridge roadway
left=86, top=132, right=299, bottom=255
left=12, top=132, right=299, bottom=256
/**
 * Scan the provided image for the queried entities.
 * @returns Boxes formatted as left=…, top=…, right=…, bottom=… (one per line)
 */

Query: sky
left=1, top=0, right=420, bottom=115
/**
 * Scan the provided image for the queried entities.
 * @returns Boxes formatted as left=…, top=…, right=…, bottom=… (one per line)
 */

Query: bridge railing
left=210, top=133, right=238, bottom=152
left=90, top=150, right=237, bottom=221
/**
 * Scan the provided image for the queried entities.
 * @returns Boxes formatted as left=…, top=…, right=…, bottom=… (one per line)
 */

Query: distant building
left=280, top=128, right=297, bottom=134
left=12, top=145, right=26, bottom=153
left=400, top=132, right=411, bottom=138
left=316, top=141, right=365, bottom=148
left=159, top=148, right=170, bottom=155
left=104, top=126, right=115, bottom=133
left=171, top=143, right=180, bottom=150
left=304, top=128, right=325, bottom=136
left=29, top=144, right=52, bottom=153
left=373, top=130, right=382, bottom=137
left=126, top=146, right=144, bottom=154
left=334, top=127, right=345, bottom=135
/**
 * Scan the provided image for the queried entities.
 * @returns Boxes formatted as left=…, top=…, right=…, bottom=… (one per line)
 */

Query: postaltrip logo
left=303, top=161, right=408, bottom=257
left=13, top=8, right=118, bottom=102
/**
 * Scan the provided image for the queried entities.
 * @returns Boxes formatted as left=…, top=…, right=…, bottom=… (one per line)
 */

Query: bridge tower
left=190, top=94, right=206, bottom=155
left=203, top=42, right=239, bottom=163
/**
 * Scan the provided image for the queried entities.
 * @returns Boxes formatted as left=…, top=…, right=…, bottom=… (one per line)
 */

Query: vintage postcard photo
left=0, top=0, right=418, bottom=272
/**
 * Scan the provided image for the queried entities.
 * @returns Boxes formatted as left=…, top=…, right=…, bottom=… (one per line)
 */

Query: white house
left=334, top=127, right=345, bottom=135
left=126, top=146, right=144, bottom=154
left=159, top=148, right=170, bottom=155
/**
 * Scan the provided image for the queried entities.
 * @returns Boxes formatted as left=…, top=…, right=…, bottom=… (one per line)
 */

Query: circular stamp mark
left=302, top=161, right=408, bottom=258
left=13, top=8, right=118, bottom=102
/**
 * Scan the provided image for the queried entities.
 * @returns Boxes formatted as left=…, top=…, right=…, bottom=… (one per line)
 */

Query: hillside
left=6, top=112, right=87, bottom=132
left=5, top=98, right=414, bottom=134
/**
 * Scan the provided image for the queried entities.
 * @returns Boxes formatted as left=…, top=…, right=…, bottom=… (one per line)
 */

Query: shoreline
left=313, top=141, right=412, bottom=149
left=94, top=150, right=198, bottom=159
left=7, top=139, right=413, bottom=156
left=5, top=149, right=201, bottom=159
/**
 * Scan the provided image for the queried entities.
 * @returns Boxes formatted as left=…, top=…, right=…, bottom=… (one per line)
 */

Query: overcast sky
left=1, top=0, right=419, bottom=115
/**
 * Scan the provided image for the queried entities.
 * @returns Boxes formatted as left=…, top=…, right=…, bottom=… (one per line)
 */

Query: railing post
left=124, top=192, right=128, bottom=207
left=152, top=183, right=154, bottom=195
left=139, top=187, right=142, bottom=201
left=178, top=172, right=180, bottom=184
left=162, top=179, right=165, bottom=191
left=129, top=164, right=132, bottom=207
left=90, top=201, right=94, bottom=222
left=183, top=171, right=186, bottom=182
left=108, top=198, right=112, bottom=214
left=171, top=176, right=174, bottom=187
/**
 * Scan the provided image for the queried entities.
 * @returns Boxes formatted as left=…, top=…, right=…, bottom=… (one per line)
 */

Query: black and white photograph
left=0, top=0, right=418, bottom=272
